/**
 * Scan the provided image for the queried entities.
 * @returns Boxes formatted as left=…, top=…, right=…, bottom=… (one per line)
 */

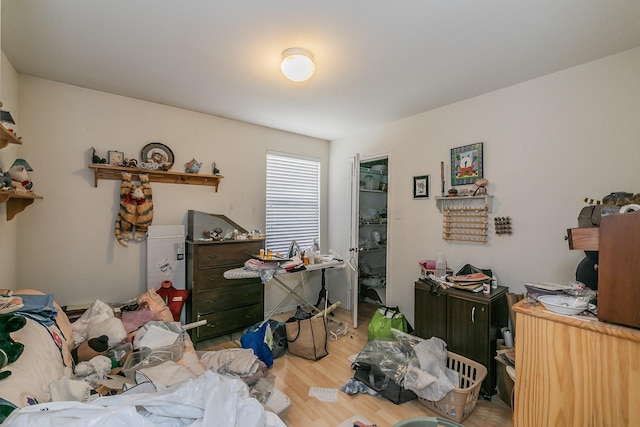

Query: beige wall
left=1, top=76, right=329, bottom=308
left=328, top=47, right=640, bottom=324
left=0, top=51, right=20, bottom=288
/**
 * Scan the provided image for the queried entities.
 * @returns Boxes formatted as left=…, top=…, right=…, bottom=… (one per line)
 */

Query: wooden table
left=513, top=299, right=640, bottom=426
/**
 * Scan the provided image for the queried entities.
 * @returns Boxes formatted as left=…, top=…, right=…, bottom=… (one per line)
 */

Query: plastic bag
left=404, top=337, right=458, bottom=401
left=122, top=341, right=185, bottom=378
left=353, top=334, right=417, bottom=383
left=241, top=321, right=274, bottom=367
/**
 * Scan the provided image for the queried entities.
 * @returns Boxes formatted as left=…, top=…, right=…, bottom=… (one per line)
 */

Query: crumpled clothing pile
left=200, top=349, right=268, bottom=385
left=243, top=259, right=283, bottom=284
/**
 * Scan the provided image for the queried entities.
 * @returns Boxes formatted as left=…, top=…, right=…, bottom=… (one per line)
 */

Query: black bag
left=267, top=320, right=287, bottom=359
left=353, top=362, right=417, bottom=405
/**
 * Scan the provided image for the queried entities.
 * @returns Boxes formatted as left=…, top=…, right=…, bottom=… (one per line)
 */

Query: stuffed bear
left=0, top=314, right=27, bottom=381
left=8, top=165, right=32, bottom=192
left=71, top=334, right=109, bottom=365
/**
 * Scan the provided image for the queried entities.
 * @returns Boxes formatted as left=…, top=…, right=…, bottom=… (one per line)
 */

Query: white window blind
left=266, top=152, right=320, bottom=256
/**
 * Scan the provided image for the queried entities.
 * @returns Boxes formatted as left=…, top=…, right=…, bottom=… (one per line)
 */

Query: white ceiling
left=2, top=1, right=640, bottom=141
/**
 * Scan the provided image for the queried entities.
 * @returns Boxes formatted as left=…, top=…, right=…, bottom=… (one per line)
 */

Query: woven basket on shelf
left=419, top=351, right=487, bottom=423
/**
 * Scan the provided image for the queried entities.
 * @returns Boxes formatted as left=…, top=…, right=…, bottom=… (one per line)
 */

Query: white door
left=349, top=154, right=360, bottom=328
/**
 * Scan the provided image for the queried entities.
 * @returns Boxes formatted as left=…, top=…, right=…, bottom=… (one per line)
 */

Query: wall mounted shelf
left=0, top=191, right=43, bottom=220
left=88, top=164, right=224, bottom=192
left=435, top=195, right=494, bottom=213
left=0, top=125, right=22, bottom=149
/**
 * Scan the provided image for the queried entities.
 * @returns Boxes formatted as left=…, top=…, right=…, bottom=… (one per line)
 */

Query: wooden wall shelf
left=435, top=195, right=494, bottom=213
left=0, top=125, right=22, bottom=149
left=88, top=164, right=224, bottom=192
left=0, top=191, right=43, bottom=220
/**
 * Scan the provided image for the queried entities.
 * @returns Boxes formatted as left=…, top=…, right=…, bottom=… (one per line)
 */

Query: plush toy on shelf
left=8, top=159, right=33, bottom=192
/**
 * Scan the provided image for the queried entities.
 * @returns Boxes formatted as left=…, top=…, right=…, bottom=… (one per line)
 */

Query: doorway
left=350, top=155, right=389, bottom=327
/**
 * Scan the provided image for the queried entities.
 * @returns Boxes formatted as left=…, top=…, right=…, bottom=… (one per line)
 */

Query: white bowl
left=537, top=295, right=588, bottom=315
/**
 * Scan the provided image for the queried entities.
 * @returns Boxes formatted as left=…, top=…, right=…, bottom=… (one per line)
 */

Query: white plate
left=537, top=295, right=588, bottom=315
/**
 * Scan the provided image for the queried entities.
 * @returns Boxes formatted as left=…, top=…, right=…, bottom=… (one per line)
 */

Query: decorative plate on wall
left=141, top=142, right=174, bottom=168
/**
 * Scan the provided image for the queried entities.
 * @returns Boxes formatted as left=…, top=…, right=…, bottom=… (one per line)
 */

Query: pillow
left=13, top=289, right=73, bottom=367
left=0, top=318, right=66, bottom=407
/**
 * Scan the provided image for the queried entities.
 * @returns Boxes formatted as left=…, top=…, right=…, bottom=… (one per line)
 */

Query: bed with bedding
left=0, top=288, right=285, bottom=426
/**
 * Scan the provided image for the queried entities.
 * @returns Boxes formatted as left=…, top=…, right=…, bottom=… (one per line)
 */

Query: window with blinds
left=266, top=152, right=320, bottom=256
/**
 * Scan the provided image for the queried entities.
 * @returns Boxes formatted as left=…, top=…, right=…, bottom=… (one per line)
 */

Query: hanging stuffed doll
left=114, top=172, right=153, bottom=246
left=114, top=172, right=138, bottom=247
left=133, top=173, right=153, bottom=242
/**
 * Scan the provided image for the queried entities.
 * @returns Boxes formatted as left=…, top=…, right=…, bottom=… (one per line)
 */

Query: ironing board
left=223, top=259, right=345, bottom=316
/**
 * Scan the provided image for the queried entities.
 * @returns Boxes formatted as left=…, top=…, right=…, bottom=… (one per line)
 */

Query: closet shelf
left=359, top=244, right=387, bottom=253
left=360, top=219, right=387, bottom=226
left=88, top=164, right=224, bottom=191
left=0, top=190, right=43, bottom=220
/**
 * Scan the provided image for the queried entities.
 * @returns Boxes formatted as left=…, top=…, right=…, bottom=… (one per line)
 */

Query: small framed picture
left=413, top=175, right=430, bottom=199
left=108, top=150, right=124, bottom=166
left=451, top=142, right=483, bottom=186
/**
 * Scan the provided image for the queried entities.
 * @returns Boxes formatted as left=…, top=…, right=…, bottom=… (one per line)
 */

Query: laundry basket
left=418, top=351, right=487, bottom=423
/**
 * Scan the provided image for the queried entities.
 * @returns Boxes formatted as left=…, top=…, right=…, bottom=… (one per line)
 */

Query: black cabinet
left=414, top=281, right=509, bottom=396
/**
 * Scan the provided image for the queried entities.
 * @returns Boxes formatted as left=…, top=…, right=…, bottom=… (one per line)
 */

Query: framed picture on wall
left=108, top=150, right=124, bottom=166
left=451, top=142, right=483, bottom=186
left=413, top=175, right=430, bottom=199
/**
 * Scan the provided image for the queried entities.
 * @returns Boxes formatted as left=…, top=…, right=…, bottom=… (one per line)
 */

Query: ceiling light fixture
left=280, top=48, right=315, bottom=82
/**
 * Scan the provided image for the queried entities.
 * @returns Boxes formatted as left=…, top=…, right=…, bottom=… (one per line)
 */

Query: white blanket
left=4, top=371, right=286, bottom=427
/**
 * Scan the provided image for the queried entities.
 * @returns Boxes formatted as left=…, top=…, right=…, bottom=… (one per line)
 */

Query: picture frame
left=107, top=150, right=124, bottom=166
left=451, top=142, right=483, bottom=186
left=413, top=175, right=430, bottom=199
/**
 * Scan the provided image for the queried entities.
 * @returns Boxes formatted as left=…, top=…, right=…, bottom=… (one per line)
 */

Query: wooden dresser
left=513, top=300, right=640, bottom=426
left=414, top=281, right=509, bottom=397
left=186, top=239, right=264, bottom=346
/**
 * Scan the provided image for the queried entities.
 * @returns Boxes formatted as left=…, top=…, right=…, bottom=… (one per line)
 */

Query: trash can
left=392, top=417, right=464, bottom=427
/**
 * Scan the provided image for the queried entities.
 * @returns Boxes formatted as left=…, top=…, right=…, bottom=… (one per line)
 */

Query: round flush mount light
left=280, top=48, right=315, bottom=82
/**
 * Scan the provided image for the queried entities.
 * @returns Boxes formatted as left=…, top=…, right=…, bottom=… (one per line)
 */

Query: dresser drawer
left=196, top=241, right=263, bottom=268
left=194, top=282, right=263, bottom=314
left=193, top=303, right=264, bottom=340
left=192, top=266, right=258, bottom=292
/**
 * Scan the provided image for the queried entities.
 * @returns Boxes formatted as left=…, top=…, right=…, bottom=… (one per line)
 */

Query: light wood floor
left=203, top=303, right=514, bottom=427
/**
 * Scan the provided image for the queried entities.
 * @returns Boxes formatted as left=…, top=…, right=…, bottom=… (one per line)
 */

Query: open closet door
left=349, top=154, right=360, bottom=328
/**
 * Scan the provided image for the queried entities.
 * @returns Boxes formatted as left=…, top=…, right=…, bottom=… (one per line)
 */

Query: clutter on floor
left=0, top=288, right=288, bottom=426
left=346, top=329, right=486, bottom=423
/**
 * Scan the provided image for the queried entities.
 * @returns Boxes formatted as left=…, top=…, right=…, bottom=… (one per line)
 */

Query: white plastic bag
left=5, top=371, right=286, bottom=427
